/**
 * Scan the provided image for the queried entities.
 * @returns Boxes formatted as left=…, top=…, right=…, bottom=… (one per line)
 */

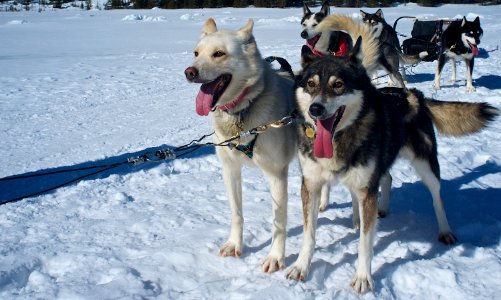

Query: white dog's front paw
left=262, top=253, right=285, bottom=273
left=219, top=241, right=242, bottom=258
left=433, top=83, right=441, bottom=90
left=351, top=274, right=374, bottom=294
left=466, top=86, right=476, bottom=93
left=286, top=263, right=309, bottom=281
left=319, top=199, right=328, bottom=212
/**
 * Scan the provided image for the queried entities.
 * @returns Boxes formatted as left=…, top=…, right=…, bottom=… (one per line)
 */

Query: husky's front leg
left=465, top=58, right=476, bottom=93
left=219, top=162, right=244, bottom=258
left=350, top=187, right=378, bottom=294
left=286, top=176, right=322, bottom=281
left=261, top=167, right=289, bottom=273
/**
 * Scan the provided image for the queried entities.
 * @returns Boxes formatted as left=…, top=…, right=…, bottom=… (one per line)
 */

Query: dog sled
left=393, top=17, right=460, bottom=62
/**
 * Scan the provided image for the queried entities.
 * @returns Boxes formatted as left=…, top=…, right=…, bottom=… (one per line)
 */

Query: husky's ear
left=303, top=2, right=311, bottom=15
left=301, top=45, right=318, bottom=69
left=349, top=36, right=363, bottom=65
left=201, top=18, right=217, bottom=37
left=461, top=16, right=467, bottom=27
left=474, top=16, right=480, bottom=25
left=237, top=19, right=254, bottom=41
left=320, top=1, right=330, bottom=16
left=360, top=10, right=367, bottom=19
left=376, top=9, right=384, bottom=19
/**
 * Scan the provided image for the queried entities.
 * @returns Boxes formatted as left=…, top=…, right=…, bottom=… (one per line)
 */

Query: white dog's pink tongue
left=196, top=81, right=217, bottom=116
left=313, top=116, right=336, bottom=159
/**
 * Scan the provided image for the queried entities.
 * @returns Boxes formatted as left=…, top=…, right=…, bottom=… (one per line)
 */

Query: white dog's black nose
left=184, top=67, right=199, bottom=81
left=309, top=103, right=325, bottom=118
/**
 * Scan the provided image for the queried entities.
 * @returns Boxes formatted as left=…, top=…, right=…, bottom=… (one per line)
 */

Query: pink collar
left=214, top=86, right=250, bottom=112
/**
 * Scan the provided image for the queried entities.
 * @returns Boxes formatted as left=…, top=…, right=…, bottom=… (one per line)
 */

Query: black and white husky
left=434, top=16, right=483, bottom=93
left=286, top=37, right=498, bottom=293
left=360, top=9, right=428, bottom=87
left=301, top=1, right=352, bottom=60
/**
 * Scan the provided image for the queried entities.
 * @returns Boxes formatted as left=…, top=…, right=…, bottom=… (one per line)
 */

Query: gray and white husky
left=184, top=18, right=297, bottom=273
left=360, top=9, right=428, bottom=87
left=286, top=36, right=498, bottom=293
left=434, top=16, right=483, bottom=93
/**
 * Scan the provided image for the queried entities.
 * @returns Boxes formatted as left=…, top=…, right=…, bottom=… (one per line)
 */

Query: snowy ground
left=1, top=4, right=500, bottom=299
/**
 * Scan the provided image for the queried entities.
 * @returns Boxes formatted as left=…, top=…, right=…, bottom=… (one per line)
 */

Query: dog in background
left=185, top=18, right=297, bottom=273
left=301, top=1, right=352, bottom=61
left=360, top=9, right=428, bottom=87
left=434, top=16, right=483, bottom=93
left=286, top=36, right=498, bottom=293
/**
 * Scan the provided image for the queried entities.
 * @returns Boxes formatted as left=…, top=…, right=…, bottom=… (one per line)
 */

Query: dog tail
left=316, top=14, right=379, bottom=74
left=426, top=100, right=499, bottom=136
left=399, top=51, right=428, bottom=65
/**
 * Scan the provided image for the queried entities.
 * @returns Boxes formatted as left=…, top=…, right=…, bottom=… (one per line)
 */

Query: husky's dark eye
left=333, top=81, right=343, bottom=89
left=194, top=51, right=199, bottom=57
left=307, top=80, right=316, bottom=88
left=312, top=24, right=317, bottom=27
left=213, top=51, right=226, bottom=58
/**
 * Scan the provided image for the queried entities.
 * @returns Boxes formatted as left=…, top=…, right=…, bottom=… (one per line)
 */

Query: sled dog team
left=184, top=3, right=497, bottom=294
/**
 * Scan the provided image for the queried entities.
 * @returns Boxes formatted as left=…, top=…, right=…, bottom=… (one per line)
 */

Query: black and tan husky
left=286, top=37, right=498, bottom=293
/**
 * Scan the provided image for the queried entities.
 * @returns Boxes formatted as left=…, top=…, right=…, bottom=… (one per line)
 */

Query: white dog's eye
left=213, top=51, right=226, bottom=58
left=312, top=24, right=317, bottom=27
left=194, top=51, right=199, bottom=57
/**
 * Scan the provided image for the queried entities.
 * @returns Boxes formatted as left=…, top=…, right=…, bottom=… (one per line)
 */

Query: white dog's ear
left=201, top=18, right=217, bottom=37
left=238, top=19, right=254, bottom=41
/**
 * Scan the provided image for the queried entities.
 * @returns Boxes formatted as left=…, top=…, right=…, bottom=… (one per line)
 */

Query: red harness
left=214, top=86, right=250, bottom=112
left=306, top=33, right=350, bottom=57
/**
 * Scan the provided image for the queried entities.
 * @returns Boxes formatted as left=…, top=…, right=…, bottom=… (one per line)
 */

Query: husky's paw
left=351, top=274, right=374, bottom=294
left=466, top=86, right=476, bottom=93
left=433, top=84, right=441, bottom=91
left=286, top=264, right=309, bottom=281
left=219, top=241, right=242, bottom=258
left=438, top=232, right=458, bottom=245
left=352, top=215, right=360, bottom=230
left=319, top=200, right=328, bottom=212
left=262, top=254, right=285, bottom=273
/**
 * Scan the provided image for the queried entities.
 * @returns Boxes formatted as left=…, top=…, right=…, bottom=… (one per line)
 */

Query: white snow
left=1, top=4, right=500, bottom=299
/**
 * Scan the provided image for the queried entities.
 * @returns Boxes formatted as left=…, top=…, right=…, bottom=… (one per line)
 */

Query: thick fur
left=286, top=38, right=498, bottom=293
left=434, top=16, right=483, bottom=93
left=360, top=9, right=428, bottom=87
left=301, top=1, right=353, bottom=61
left=185, top=19, right=297, bottom=273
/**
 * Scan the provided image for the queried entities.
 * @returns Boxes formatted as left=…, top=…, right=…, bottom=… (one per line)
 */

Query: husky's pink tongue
left=470, top=44, right=479, bottom=56
left=196, top=81, right=218, bottom=116
left=313, top=116, right=336, bottom=159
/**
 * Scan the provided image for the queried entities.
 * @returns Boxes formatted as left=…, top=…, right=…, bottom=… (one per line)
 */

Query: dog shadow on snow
left=0, top=144, right=215, bottom=204
left=277, top=161, right=501, bottom=287
left=406, top=73, right=501, bottom=90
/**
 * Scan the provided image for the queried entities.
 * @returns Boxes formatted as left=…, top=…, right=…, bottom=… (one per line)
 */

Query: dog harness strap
left=215, top=86, right=250, bottom=112
left=235, top=135, right=258, bottom=159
